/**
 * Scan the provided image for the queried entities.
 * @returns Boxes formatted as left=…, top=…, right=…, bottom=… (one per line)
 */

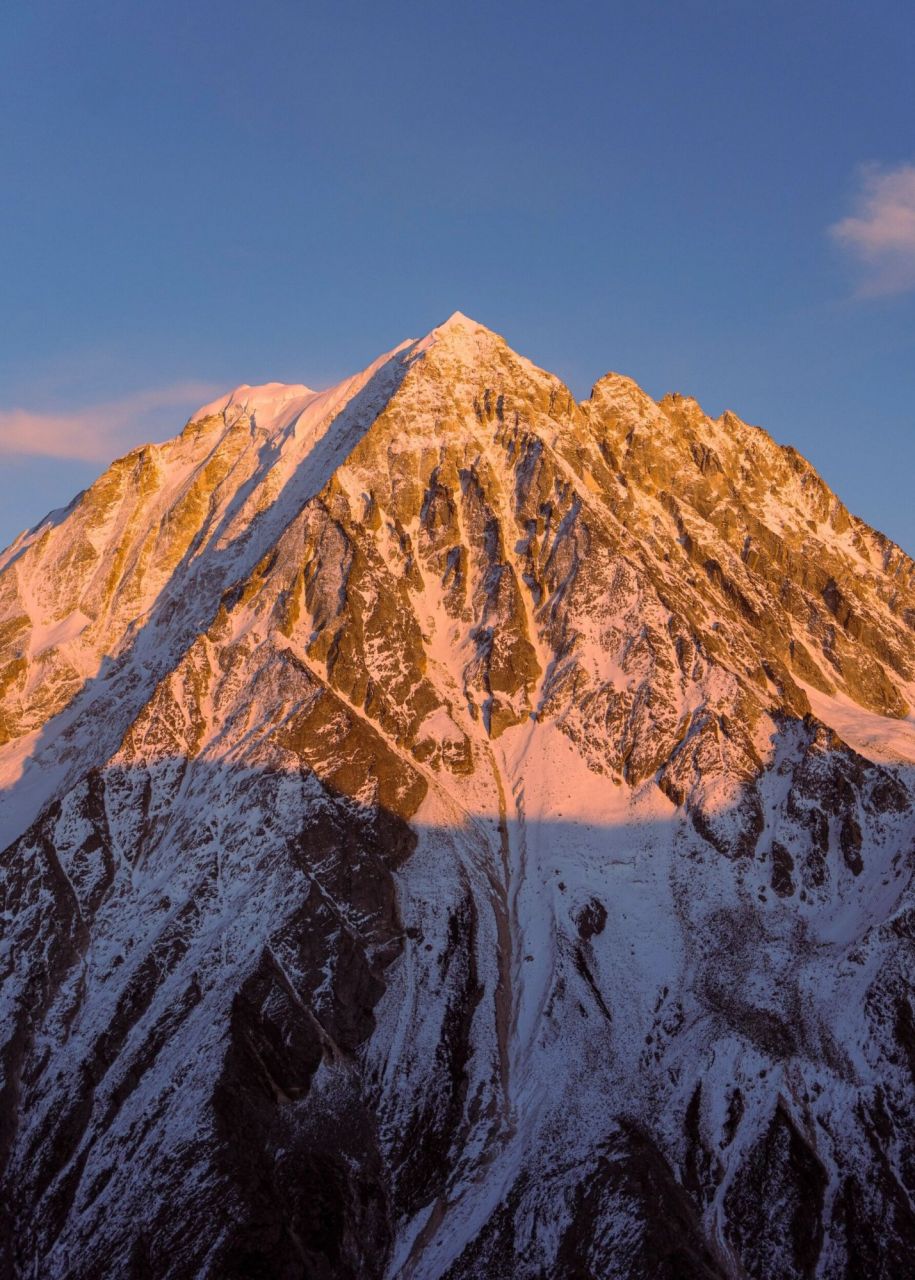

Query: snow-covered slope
left=2, top=313, right=914, bottom=1279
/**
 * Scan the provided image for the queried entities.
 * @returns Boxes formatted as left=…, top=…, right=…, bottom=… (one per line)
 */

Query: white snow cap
left=191, top=382, right=316, bottom=433
left=188, top=314, right=490, bottom=432
left=412, top=310, right=501, bottom=360
left=437, top=309, right=480, bottom=330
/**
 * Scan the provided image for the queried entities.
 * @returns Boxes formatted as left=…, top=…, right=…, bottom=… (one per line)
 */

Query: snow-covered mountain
left=2, top=312, right=914, bottom=1278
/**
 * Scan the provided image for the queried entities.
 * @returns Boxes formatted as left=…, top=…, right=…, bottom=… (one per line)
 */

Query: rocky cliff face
left=1, top=313, right=914, bottom=1278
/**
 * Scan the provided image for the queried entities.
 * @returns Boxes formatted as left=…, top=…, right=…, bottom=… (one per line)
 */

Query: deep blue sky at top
left=2, top=0, right=914, bottom=552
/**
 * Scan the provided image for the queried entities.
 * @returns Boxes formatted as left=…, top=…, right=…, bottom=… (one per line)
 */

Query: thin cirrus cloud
left=0, top=382, right=223, bottom=462
left=830, top=162, right=915, bottom=296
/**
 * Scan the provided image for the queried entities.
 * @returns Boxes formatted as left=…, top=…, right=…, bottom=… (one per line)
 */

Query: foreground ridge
left=1, top=314, right=914, bottom=1279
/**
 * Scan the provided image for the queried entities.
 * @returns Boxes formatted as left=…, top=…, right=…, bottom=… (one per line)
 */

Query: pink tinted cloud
left=830, top=163, right=915, bottom=296
left=0, top=382, right=222, bottom=461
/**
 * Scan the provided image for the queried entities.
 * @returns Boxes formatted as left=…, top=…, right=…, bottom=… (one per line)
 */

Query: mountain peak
left=190, top=381, right=317, bottom=437
left=657, top=390, right=708, bottom=422
left=415, top=309, right=502, bottom=355
left=437, top=308, right=485, bottom=332
left=3, top=317, right=915, bottom=1279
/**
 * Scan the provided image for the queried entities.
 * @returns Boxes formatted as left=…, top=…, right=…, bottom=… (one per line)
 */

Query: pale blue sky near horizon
left=2, top=1, right=915, bottom=553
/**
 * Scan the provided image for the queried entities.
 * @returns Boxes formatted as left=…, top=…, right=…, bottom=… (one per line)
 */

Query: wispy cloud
left=830, top=162, right=915, bottom=296
left=0, top=382, right=222, bottom=461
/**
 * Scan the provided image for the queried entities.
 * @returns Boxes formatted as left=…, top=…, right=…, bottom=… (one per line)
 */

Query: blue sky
left=2, top=0, right=914, bottom=552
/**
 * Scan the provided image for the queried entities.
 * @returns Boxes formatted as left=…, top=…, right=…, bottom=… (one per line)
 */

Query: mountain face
left=1, top=312, right=915, bottom=1279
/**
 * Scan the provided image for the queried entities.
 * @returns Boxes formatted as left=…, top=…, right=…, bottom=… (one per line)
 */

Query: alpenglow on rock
left=1, top=312, right=915, bottom=1279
